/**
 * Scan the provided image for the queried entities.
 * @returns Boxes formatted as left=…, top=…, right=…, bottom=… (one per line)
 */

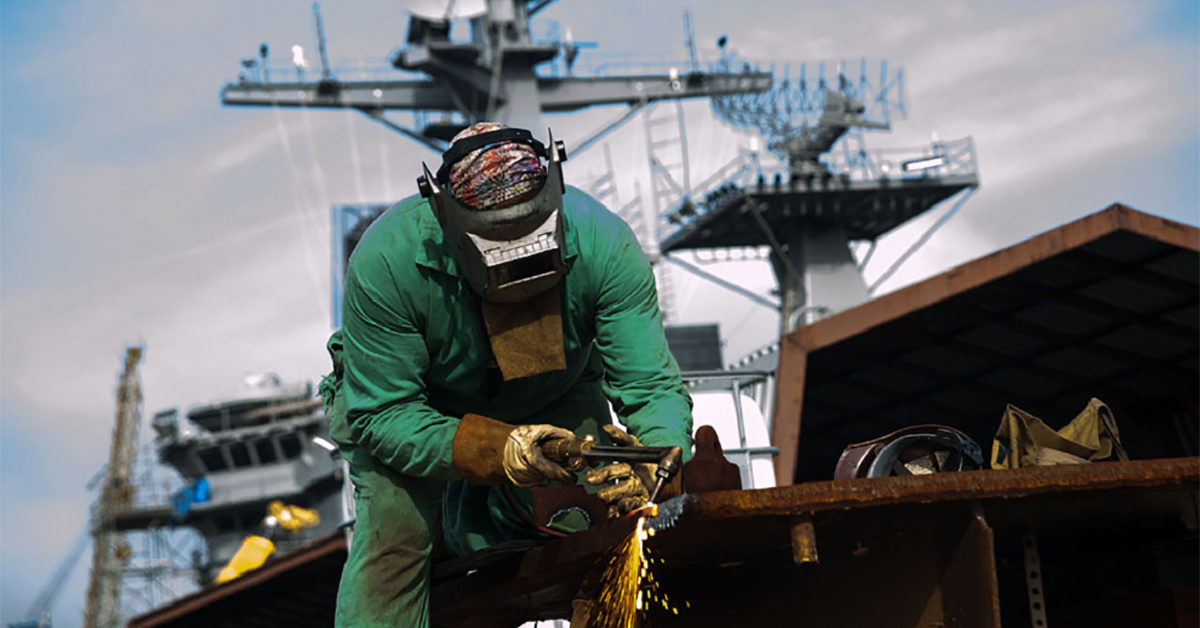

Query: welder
left=321, top=122, right=693, bottom=627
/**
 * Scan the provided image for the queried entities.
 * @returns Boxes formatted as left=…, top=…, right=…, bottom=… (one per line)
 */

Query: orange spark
left=587, top=504, right=685, bottom=627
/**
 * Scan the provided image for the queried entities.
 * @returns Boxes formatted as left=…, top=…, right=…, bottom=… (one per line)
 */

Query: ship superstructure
left=110, top=376, right=343, bottom=586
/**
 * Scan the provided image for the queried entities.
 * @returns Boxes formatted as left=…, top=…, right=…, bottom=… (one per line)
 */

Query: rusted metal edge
left=434, top=458, right=1196, bottom=621
left=127, top=531, right=347, bottom=628
left=431, top=513, right=641, bottom=620
left=1114, top=204, right=1200, bottom=252
left=770, top=334, right=807, bottom=484
left=674, top=458, right=1200, bottom=522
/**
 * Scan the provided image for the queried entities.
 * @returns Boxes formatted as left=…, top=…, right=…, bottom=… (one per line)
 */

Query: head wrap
left=448, top=122, right=548, bottom=210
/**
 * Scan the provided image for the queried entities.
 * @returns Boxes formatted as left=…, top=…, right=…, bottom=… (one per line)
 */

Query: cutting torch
left=542, top=437, right=683, bottom=503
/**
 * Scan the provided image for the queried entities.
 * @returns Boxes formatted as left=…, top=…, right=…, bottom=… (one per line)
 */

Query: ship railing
left=824, top=135, right=979, bottom=183
left=681, top=369, right=778, bottom=490
left=105, top=456, right=337, bottom=527
left=655, top=149, right=760, bottom=237
left=177, top=395, right=323, bottom=436
left=657, top=136, right=979, bottom=241
left=232, top=56, right=425, bottom=85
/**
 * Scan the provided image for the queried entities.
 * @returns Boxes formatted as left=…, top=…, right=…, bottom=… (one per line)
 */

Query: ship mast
left=221, top=0, right=770, bottom=152
left=83, top=346, right=144, bottom=628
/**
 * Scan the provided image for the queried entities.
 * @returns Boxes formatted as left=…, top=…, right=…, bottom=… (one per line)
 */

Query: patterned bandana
left=448, top=122, right=548, bottom=210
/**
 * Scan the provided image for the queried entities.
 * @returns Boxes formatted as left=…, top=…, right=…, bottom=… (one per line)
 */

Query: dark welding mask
left=417, top=128, right=569, bottom=304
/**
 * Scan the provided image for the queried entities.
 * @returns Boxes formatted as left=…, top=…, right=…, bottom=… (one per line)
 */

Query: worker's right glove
left=452, top=414, right=576, bottom=487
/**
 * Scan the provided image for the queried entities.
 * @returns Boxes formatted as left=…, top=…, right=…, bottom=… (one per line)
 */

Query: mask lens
left=494, top=250, right=560, bottom=288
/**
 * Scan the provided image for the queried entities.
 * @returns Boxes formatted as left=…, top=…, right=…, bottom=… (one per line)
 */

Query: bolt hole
left=1033, top=602, right=1042, bottom=611
left=1036, top=621, right=1044, bottom=627
left=1031, top=588, right=1040, bottom=595
left=1029, top=571, right=1039, bottom=579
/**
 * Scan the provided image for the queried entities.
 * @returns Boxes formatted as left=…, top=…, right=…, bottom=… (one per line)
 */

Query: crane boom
left=82, top=346, right=144, bottom=628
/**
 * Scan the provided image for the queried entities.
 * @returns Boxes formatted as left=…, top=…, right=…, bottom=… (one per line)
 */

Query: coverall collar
left=414, top=200, right=579, bottom=278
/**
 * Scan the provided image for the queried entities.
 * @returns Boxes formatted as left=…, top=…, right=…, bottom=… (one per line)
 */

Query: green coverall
left=324, top=186, right=693, bottom=627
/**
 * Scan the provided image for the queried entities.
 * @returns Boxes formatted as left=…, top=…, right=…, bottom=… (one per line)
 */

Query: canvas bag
left=991, top=397, right=1129, bottom=469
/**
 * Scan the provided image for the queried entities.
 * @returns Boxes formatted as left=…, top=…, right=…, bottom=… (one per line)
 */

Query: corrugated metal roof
left=1078, top=277, right=1180, bottom=314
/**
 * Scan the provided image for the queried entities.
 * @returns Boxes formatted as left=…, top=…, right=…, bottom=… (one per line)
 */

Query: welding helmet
left=417, top=127, right=569, bottom=304
left=833, top=425, right=984, bottom=480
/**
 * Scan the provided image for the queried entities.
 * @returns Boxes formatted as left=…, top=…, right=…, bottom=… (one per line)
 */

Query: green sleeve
left=340, top=248, right=462, bottom=481
left=592, top=215, right=694, bottom=459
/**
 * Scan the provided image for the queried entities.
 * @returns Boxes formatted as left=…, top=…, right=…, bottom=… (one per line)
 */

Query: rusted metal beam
left=430, top=514, right=641, bottom=625
left=940, top=509, right=1001, bottom=628
left=770, top=335, right=807, bottom=485
left=674, top=458, right=1199, bottom=522
left=425, top=459, right=1196, bottom=626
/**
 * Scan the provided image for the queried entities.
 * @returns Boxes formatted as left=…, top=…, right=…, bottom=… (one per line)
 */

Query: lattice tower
left=84, top=346, right=143, bottom=628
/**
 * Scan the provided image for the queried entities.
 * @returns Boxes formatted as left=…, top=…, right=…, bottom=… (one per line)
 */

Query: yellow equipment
left=214, top=501, right=321, bottom=584
left=267, top=500, right=321, bottom=533
left=214, top=536, right=276, bottom=584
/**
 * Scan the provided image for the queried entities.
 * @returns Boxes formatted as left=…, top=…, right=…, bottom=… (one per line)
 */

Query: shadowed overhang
left=770, top=204, right=1199, bottom=484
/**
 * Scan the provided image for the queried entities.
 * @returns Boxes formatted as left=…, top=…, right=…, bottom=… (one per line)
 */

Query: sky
left=1, top=0, right=1197, bottom=625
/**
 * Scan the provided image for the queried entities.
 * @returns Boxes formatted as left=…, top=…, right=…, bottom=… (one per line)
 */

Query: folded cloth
left=991, top=397, right=1129, bottom=469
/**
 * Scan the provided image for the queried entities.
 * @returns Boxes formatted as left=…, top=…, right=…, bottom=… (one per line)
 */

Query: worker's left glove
left=504, top=424, right=578, bottom=487
left=585, top=425, right=658, bottom=518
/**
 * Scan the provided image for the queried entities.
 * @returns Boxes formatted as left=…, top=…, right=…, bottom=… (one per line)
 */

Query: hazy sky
left=1, top=0, right=1197, bottom=625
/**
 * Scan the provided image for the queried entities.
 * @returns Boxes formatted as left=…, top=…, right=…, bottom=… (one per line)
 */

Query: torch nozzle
left=542, top=439, right=684, bottom=496
left=646, top=446, right=682, bottom=503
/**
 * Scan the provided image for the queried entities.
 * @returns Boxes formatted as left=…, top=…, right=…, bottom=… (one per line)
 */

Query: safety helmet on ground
left=833, top=425, right=984, bottom=480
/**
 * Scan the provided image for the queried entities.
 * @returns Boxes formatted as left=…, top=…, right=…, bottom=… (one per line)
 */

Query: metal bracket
left=1022, top=525, right=1049, bottom=628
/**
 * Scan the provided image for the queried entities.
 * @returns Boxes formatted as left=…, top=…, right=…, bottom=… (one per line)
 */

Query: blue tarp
left=170, top=478, right=211, bottom=522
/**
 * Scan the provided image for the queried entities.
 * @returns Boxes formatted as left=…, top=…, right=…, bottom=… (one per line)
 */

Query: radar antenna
left=663, top=58, right=979, bottom=335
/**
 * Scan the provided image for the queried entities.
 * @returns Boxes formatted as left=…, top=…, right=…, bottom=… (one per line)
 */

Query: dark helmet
left=834, top=425, right=984, bottom=480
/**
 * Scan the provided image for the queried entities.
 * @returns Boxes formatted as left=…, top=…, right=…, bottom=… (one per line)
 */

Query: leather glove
left=503, top=424, right=578, bottom=487
left=452, top=414, right=575, bottom=487
left=585, top=425, right=658, bottom=518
